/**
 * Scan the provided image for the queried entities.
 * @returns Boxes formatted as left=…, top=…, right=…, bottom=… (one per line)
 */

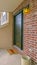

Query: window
left=1, top=12, right=7, bottom=25
left=0, top=12, right=9, bottom=28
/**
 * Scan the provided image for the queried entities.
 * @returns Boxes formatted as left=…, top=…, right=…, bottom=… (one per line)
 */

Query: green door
left=14, top=10, right=23, bottom=50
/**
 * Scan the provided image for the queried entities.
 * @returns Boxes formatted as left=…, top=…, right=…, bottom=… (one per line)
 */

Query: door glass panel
left=15, top=13, right=22, bottom=48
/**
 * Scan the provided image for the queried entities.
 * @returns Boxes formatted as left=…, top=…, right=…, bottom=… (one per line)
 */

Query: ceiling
left=0, top=0, right=23, bottom=12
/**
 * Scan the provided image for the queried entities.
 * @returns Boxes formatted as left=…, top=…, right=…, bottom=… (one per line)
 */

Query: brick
left=23, top=0, right=37, bottom=62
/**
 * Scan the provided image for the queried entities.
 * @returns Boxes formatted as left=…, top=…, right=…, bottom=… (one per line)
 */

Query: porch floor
left=0, top=50, right=21, bottom=65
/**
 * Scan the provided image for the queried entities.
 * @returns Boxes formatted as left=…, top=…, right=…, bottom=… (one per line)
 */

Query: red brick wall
left=23, top=0, right=37, bottom=62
